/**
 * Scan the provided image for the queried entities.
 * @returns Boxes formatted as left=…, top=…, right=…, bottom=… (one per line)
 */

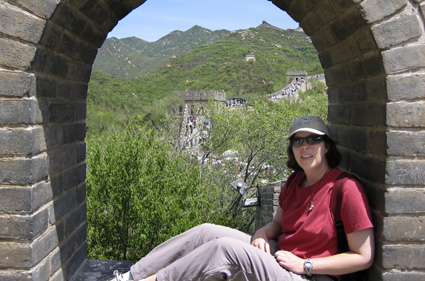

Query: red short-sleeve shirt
left=277, top=168, right=373, bottom=259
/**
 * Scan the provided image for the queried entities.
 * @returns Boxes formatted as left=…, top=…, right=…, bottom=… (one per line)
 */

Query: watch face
left=305, top=261, right=313, bottom=269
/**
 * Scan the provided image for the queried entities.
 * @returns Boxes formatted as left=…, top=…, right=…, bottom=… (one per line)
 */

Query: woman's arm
left=311, top=228, right=375, bottom=275
left=275, top=228, right=375, bottom=275
left=251, top=205, right=283, bottom=254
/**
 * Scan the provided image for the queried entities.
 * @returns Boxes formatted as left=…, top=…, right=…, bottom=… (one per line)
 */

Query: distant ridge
left=94, top=23, right=316, bottom=79
left=259, top=21, right=284, bottom=31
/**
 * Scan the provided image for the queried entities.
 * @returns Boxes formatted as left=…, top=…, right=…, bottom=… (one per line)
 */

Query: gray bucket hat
left=287, top=116, right=330, bottom=139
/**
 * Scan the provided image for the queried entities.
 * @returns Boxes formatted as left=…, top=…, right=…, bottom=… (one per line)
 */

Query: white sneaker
left=109, top=270, right=133, bottom=281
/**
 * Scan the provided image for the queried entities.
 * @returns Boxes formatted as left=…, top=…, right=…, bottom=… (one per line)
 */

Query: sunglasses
left=291, top=135, right=324, bottom=147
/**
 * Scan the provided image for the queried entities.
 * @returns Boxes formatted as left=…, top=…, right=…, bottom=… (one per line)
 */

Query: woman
left=111, top=116, right=374, bottom=281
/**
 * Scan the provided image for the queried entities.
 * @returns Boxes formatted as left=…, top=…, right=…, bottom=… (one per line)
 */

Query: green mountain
left=94, top=25, right=230, bottom=78
left=88, top=22, right=322, bottom=133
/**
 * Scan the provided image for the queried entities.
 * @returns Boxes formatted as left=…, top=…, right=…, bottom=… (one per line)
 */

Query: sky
left=108, top=0, right=299, bottom=42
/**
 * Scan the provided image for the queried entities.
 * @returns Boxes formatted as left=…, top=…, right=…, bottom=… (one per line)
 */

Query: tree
left=86, top=123, right=228, bottom=261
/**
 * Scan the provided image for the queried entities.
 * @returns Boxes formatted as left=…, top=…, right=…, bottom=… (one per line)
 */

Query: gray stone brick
left=383, top=216, right=425, bottom=242
left=361, top=0, right=407, bottom=23
left=0, top=2, right=45, bottom=43
left=0, top=241, right=32, bottom=268
left=64, top=203, right=86, bottom=236
left=68, top=61, right=92, bottom=82
left=0, top=181, right=53, bottom=214
left=76, top=142, right=86, bottom=163
left=330, top=41, right=361, bottom=65
left=387, top=73, right=425, bottom=101
left=382, top=44, right=425, bottom=74
left=62, top=163, right=86, bottom=192
left=32, top=227, right=59, bottom=266
left=52, top=189, right=77, bottom=221
left=383, top=271, right=425, bottom=281
left=36, top=76, right=58, bottom=98
left=371, top=13, right=422, bottom=49
left=382, top=244, right=425, bottom=269
left=0, top=99, right=43, bottom=125
left=351, top=154, right=386, bottom=182
left=324, top=64, right=348, bottom=86
left=311, top=26, right=337, bottom=52
left=387, top=160, right=425, bottom=185
left=0, top=127, right=46, bottom=156
left=367, top=129, right=387, bottom=156
left=328, top=104, right=351, bottom=125
left=51, top=3, right=86, bottom=35
left=0, top=155, right=48, bottom=185
left=330, top=7, right=367, bottom=41
left=388, top=131, right=425, bottom=156
left=49, top=102, right=76, bottom=123
left=0, top=70, right=36, bottom=98
left=0, top=38, right=37, bottom=69
left=351, top=103, right=386, bottom=127
left=49, top=144, right=77, bottom=174
left=365, top=76, right=387, bottom=102
left=355, top=29, right=378, bottom=53
left=287, top=0, right=313, bottom=22
left=387, top=101, right=425, bottom=127
left=363, top=51, right=384, bottom=77
left=385, top=187, right=425, bottom=214
left=7, top=0, right=59, bottom=18
left=64, top=122, right=86, bottom=144
left=0, top=207, right=48, bottom=241
left=31, top=255, right=51, bottom=281
left=45, top=125, right=64, bottom=150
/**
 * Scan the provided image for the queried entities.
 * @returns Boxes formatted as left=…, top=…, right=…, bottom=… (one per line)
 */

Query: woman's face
left=291, top=131, right=329, bottom=172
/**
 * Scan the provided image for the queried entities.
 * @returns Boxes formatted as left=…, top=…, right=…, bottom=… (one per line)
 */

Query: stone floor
left=71, top=260, right=134, bottom=281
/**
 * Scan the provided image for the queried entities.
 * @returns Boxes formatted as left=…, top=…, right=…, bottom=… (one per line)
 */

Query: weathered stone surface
left=361, top=0, right=407, bottom=23
left=0, top=38, right=37, bottom=70
left=0, top=182, right=53, bottom=214
left=388, top=131, right=425, bottom=156
left=387, top=101, right=425, bottom=127
left=387, top=160, right=425, bottom=185
left=7, top=0, right=60, bottom=18
left=0, top=70, right=36, bottom=98
left=371, top=13, right=422, bottom=49
left=0, top=127, right=46, bottom=156
left=385, top=187, right=425, bottom=213
left=382, top=44, right=425, bottom=74
left=0, top=155, right=48, bottom=185
left=0, top=2, right=45, bottom=43
left=382, top=216, right=425, bottom=242
left=387, top=73, right=425, bottom=101
left=0, top=100, right=43, bottom=125
left=382, top=244, right=425, bottom=269
left=0, top=208, right=48, bottom=241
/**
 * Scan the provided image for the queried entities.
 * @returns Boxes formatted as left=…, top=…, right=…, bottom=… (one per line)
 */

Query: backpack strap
left=331, top=172, right=354, bottom=253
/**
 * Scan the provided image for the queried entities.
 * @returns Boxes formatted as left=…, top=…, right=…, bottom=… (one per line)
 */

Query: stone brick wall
left=1, top=0, right=425, bottom=280
left=256, top=181, right=284, bottom=229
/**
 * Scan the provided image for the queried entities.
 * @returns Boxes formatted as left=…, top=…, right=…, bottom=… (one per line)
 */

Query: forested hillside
left=88, top=22, right=322, bottom=134
left=94, top=25, right=230, bottom=78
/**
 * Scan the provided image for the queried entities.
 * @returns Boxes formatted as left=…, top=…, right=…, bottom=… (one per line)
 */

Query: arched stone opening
left=0, top=0, right=424, bottom=280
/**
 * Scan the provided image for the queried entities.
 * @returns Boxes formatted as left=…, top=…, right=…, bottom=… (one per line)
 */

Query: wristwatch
left=304, top=258, right=313, bottom=277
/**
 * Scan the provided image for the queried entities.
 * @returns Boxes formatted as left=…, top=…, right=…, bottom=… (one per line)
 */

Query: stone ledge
left=71, top=260, right=134, bottom=281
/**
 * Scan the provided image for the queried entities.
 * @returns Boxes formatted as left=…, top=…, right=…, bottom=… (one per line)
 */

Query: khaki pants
left=130, top=223, right=335, bottom=281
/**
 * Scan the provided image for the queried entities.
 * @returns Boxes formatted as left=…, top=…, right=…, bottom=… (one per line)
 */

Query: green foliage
left=86, top=124, right=229, bottom=261
left=203, top=91, right=328, bottom=187
left=87, top=25, right=323, bottom=135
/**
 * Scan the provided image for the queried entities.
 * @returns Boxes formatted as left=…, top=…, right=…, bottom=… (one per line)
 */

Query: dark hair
left=286, top=135, right=341, bottom=172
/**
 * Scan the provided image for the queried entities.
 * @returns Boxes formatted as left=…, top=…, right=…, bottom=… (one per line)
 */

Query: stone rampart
left=1, top=0, right=425, bottom=280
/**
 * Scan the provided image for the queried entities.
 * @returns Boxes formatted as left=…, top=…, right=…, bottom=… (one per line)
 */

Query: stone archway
left=0, top=0, right=424, bottom=280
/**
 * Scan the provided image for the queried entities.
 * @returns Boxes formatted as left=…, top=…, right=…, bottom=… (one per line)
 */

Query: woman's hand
left=274, top=250, right=305, bottom=275
left=251, top=229, right=271, bottom=254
